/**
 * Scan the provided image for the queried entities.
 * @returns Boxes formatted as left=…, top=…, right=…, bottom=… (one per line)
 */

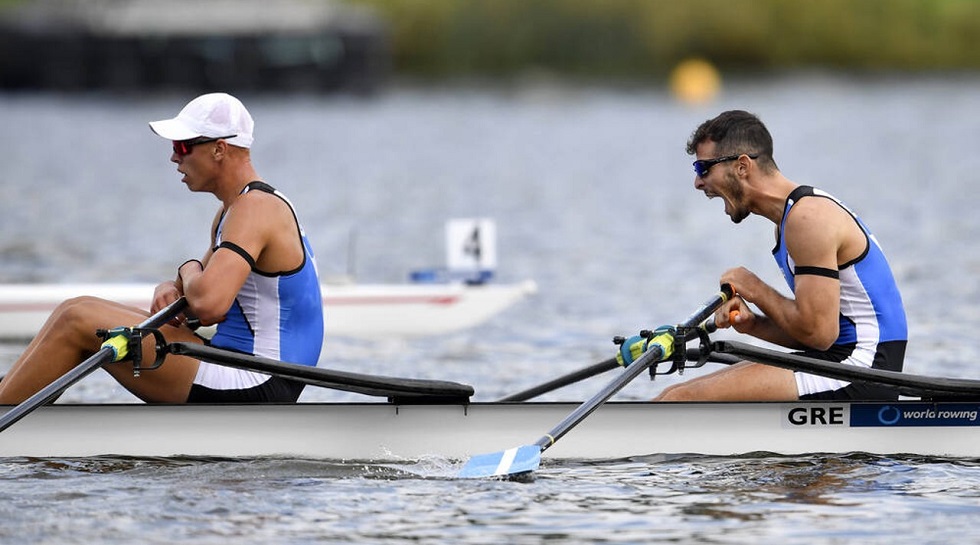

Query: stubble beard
left=724, top=172, right=750, bottom=224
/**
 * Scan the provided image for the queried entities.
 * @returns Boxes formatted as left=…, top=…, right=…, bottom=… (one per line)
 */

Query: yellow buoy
left=669, top=58, right=722, bottom=105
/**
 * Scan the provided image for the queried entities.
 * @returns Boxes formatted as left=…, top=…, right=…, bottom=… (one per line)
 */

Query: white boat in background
left=0, top=279, right=538, bottom=340
left=0, top=219, right=537, bottom=340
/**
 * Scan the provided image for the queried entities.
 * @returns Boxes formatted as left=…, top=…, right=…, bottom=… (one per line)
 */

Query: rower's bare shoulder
left=228, top=189, right=289, bottom=223
left=785, top=196, right=845, bottom=223
left=786, top=197, right=856, bottom=238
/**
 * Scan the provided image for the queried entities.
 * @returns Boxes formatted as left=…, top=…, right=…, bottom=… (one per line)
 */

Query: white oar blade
left=458, top=445, right=541, bottom=479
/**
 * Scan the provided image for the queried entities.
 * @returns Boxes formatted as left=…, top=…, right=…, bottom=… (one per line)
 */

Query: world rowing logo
left=851, top=403, right=980, bottom=427
left=877, top=405, right=901, bottom=425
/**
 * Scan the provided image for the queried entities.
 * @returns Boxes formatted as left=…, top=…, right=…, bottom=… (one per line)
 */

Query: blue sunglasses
left=693, top=154, right=758, bottom=178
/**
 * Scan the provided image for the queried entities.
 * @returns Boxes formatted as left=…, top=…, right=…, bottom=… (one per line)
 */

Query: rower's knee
left=49, top=296, right=106, bottom=337
left=655, top=382, right=701, bottom=402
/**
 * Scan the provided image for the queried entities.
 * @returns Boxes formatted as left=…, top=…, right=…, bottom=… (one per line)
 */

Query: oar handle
left=681, top=284, right=734, bottom=331
left=0, top=297, right=188, bottom=433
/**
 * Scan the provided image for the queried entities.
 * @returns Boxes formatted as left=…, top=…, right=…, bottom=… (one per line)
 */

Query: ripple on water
left=1, top=452, right=980, bottom=544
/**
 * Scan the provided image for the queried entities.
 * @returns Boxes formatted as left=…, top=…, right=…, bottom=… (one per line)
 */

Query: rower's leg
left=0, top=296, right=200, bottom=404
left=654, top=361, right=799, bottom=401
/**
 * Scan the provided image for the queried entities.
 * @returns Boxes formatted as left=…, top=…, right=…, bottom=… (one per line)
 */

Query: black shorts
left=186, top=375, right=306, bottom=403
left=798, top=381, right=899, bottom=401
left=796, top=342, right=905, bottom=402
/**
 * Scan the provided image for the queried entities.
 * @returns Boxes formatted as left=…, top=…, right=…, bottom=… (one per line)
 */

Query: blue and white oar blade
left=458, top=445, right=541, bottom=479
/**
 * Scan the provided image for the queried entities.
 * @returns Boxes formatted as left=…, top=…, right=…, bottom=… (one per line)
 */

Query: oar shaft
left=533, top=285, right=734, bottom=452
left=533, top=344, right=665, bottom=450
left=0, top=297, right=187, bottom=433
left=458, top=286, right=735, bottom=479
left=498, top=358, right=619, bottom=402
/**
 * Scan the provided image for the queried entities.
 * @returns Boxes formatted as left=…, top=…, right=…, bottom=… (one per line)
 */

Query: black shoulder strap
left=787, top=185, right=814, bottom=205
left=245, top=180, right=276, bottom=194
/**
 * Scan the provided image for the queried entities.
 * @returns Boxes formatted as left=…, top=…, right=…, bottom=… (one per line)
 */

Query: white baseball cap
left=149, top=93, right=254, bottom=148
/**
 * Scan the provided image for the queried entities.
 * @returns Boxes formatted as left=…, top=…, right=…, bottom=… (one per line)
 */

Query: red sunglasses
left=172, top=135, right=236, bottom=157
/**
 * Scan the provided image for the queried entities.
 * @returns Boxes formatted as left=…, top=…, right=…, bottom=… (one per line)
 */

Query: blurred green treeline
left=349, top=0, right=980, bottom=80
left=2, top=0, right=976, bottom=81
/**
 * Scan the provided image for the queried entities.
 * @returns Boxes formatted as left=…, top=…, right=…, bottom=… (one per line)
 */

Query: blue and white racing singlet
left=206, top=181, right=323, bottom=370
left=772, top=186, right=907, bottom=397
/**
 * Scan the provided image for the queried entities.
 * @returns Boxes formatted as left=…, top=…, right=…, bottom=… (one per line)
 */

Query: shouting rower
left=618, top=110, right=907, bottom=401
